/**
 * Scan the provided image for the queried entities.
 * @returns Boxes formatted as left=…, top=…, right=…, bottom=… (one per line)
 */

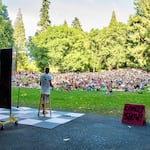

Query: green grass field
left=12, top=87, right=150, bottom=121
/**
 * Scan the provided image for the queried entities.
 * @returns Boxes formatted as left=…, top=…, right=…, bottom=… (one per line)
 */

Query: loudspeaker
left=0, top=49, right=12, bottom=109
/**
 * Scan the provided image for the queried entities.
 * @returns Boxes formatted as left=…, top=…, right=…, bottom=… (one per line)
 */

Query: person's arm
left=49, top=80, right=53, bottom=88
left=40, top=74, right=42, bottom=86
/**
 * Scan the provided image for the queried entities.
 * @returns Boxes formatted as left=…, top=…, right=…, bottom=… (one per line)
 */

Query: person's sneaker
left=43, top=110, right=48, bottom=114
left=43, top=110, right=45, bottom=114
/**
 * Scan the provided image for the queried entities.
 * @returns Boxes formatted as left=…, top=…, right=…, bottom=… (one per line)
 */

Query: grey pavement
left=0, top=114, right=150, bottom=150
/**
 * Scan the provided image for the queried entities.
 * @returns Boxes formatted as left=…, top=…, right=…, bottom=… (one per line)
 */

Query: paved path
left=0, top=114, right=150, bottom=150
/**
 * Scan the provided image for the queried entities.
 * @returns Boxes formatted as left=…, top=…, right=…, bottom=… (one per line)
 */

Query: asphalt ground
left=0, top=114, right=150, bottom=150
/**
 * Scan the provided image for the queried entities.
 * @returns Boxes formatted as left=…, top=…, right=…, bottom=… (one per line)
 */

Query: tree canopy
left=1, top=0, right=150, bottom=72
left=28, top=0, right=150, bottom=72
left=13, top=8, right=28, bottom=71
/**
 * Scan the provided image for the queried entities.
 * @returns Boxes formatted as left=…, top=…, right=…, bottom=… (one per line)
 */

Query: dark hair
left=45, top=68, right=49, bottom=74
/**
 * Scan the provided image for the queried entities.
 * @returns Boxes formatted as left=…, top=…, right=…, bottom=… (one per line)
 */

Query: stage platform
left=0, top=107, right=84, bottom=129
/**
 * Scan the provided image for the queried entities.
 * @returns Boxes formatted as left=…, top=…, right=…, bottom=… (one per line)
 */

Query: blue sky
left=2, top=0, right=135, bottom=37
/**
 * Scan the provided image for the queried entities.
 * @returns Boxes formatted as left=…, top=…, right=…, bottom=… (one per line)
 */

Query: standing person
left=106, top=80, right=112, bottom=94
left=40, top=67, right=53, bottom=114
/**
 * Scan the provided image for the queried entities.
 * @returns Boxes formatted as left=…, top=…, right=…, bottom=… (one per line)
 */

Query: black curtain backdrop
left=0, top=49, right=12, bottom=109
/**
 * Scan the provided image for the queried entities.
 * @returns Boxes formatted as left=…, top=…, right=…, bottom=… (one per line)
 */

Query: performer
left=40, top=67, right=53, bottom=114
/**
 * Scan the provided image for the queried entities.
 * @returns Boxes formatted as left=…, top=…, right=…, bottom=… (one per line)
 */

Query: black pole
left=17, top=87, right=20, bottom=108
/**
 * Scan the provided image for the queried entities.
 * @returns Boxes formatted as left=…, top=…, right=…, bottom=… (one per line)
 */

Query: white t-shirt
left=40, top=73, right=53, bottom=94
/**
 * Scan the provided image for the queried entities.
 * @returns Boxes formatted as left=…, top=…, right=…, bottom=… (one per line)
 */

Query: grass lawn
left=12, top=87, right=150, bottom=122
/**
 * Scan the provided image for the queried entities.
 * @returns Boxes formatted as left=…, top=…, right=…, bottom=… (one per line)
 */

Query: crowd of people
left=12, top=68, right=150, bottom=93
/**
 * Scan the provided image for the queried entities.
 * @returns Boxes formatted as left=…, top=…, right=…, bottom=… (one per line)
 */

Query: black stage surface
left=0, top=114, right=150, bottom=150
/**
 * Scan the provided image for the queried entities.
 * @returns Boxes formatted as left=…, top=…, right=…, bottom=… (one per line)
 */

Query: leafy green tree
left=0, top=0, right=13, bottom=48
left=126, top=0, right=150, bottom=70
left=88, top=29, right=101, bottom=72
left=13, top=8, right=27, bottom=71
left=29, top=25, right=90, bottom=72
left=62, top=28, right=90, bottom=72
left=71, top=17, right=83, bottom=31
left=37, top=0, right=51, bottom=32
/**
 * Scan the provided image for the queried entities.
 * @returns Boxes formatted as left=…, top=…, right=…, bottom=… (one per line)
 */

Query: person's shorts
left=41, top=94, right=49, bottom=103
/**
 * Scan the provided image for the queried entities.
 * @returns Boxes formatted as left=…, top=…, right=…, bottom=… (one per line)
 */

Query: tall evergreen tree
left=97, top=10, right=127, bottom=70
left=109, top=10, right=117, bottom=27
left=63, top=20, right=68, bottom=27
left=126, top=0, right=150, bottom=70
left=0, top=0, right=13, bottom=48
left=38, top=0, right=51, bottom=32
left=13, top=8, right=27, bottom=71
left=13, top=8, right=26, bottom=50
left=71, top=17, right=83, bottom=31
